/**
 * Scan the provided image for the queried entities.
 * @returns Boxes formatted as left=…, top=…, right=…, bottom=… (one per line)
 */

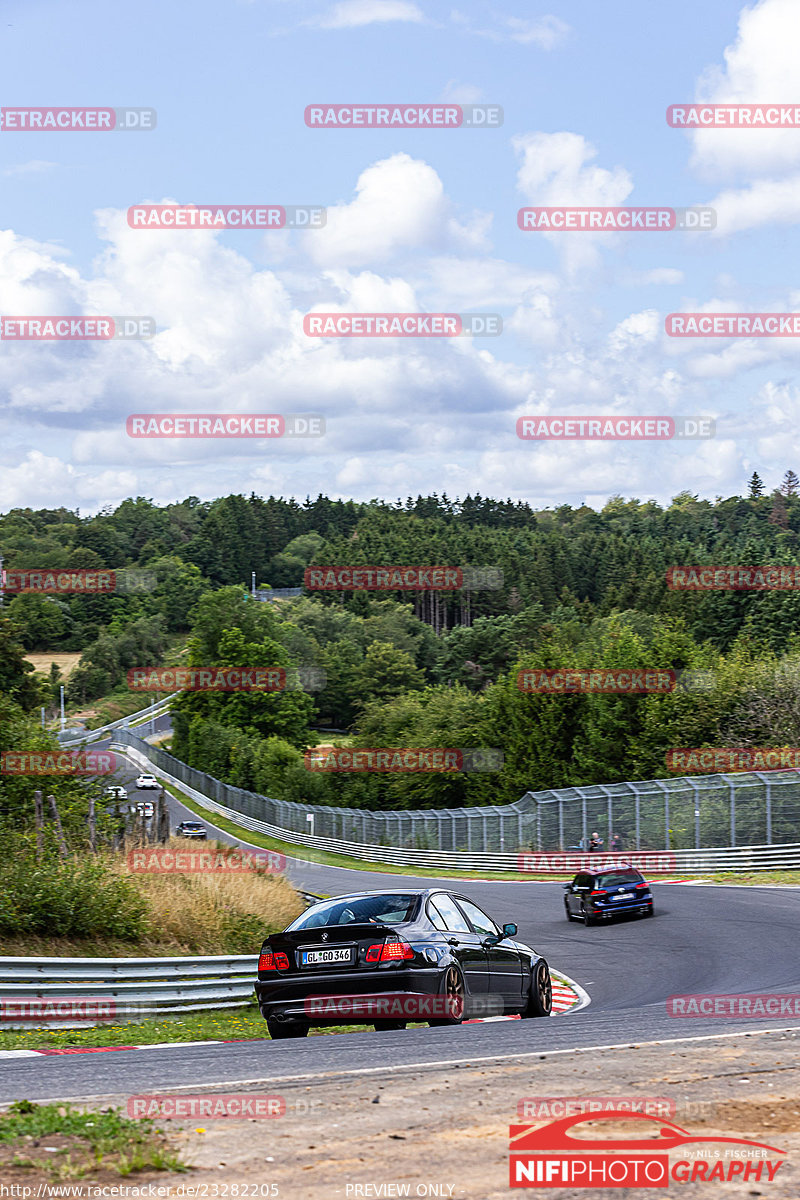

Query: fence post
left=688, top=778, right=700, bottom=848
left=581, top=793, right=588, bottom=852
left=482, top=813, right=487, bottom=852
left=536, top=804, right=541, bottom=852
left=729, top=777, right=736, bottom=847
left=558, top=796, right=564, bottom=851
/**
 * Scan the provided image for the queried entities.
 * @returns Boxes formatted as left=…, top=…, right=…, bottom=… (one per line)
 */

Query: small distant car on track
left=135, top=773, right=159, bottom=789
left=103, top=784, right=127, bottom=801
left=131, top=800, right=155, bottom=818
left=175, top=821, right=207, bottom=839
left=564, top=867, right=653, bottom=925
left=255, top=888, right=552, bottom=1040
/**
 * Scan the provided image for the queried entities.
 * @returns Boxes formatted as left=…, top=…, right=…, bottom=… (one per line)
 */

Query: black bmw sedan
left=255, top=889, right=552, bottom=1039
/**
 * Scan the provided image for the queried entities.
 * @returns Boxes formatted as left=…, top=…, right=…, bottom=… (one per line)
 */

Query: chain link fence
left=112, top=730, right=800, bottom=853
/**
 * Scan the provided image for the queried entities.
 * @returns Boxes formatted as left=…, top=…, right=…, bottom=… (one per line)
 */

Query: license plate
left=301, top=947, right=353, bottom=966
left=610, top=893, right=632, bottom=902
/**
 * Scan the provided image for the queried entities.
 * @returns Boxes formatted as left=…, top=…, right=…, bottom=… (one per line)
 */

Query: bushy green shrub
left=0, top=850, right=147, bottom=940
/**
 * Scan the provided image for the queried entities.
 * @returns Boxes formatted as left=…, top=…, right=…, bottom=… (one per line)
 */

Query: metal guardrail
left=115, top=740, right=800, bottom=873
left=0, top=954, right=259, bottom=1026
left=57, top=694, right=178, bottom=744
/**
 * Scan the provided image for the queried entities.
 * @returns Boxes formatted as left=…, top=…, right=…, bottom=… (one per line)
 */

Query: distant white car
left=135, top=773, right=159, bottom=789
left=104, top=785, right=127, bottom=800
left=131, top=801, right=155, bottom=818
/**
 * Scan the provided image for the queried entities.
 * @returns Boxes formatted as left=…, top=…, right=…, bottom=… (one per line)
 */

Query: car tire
left=522, top=960, right=553, bottom=1018
left=266, top=1019, right=309, bottom=1040
left=646, top=905, right=654, bottom=917
left=429, top=964, right=465, bottom=1026
left=374, top=1020, right=407, bottom=1031
left=580, top=904, right=594, bottom=926
left=564, top=901, right=575, bottom=922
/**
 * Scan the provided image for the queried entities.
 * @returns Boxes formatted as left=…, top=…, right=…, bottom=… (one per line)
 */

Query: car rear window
left=595, top=870, right=643, bottom=887
left=288, top=894, right=419, bottom=930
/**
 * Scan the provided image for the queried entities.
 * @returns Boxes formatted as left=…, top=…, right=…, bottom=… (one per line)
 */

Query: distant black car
left=255, top=889, right=552, bottom=1040
left=175, top=821, right=207, bottom=839
left=564, top=868, right=654, bottom=925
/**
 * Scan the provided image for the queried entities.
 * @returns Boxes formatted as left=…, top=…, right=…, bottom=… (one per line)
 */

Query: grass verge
left=0, top=1004, right=374, bottom=1053
left=0, top=1099, right=186, bottom=1180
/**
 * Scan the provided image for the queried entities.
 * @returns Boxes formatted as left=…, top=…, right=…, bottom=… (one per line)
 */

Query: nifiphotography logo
left=509, top=1111, right=787, bottom=1188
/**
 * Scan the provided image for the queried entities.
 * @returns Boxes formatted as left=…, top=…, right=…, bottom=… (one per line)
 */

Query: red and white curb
left=0, top=973, right=588, bottom=1057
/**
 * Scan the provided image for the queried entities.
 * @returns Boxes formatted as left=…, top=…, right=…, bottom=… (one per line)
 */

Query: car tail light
left=590, top=889, right=608, bottom=896
left=635, top=882, right=649, bottom=889
left=365, top=941, right=415, bottom=962
left=258, top=951, right=290, bottom=971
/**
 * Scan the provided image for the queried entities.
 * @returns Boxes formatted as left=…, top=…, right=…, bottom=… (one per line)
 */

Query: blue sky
left=1, top=0, right=799, bottom=512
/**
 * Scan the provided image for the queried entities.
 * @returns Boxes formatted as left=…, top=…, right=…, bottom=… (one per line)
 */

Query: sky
left=1, top=0, right=800, bottom=513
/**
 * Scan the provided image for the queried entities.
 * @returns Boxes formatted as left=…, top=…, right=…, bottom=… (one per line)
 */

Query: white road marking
left=17, top=1025, right=800, bottom=1106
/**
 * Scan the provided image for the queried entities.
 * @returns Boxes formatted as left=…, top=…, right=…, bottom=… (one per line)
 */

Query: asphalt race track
left=3, top=742, right=799, bottom=1105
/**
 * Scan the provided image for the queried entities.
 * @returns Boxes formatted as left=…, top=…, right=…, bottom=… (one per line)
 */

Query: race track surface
left=5, top=743, right=796, bottom=1105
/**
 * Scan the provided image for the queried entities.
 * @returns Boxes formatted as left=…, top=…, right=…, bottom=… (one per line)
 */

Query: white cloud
left=450, top=10, right=569, bottom=48
left=3, top=160, right=57, bottom=178
left=687, top=0, right=800, bottom=179
left=307, top=153, right=490, bottom=268
left=514, top=132, right=633, bottom=273
left=307, top=0, right=425, bottom=29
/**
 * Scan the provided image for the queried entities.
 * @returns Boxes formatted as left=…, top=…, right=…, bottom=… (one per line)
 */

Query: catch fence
left=111, top=730, right=800, bottom=854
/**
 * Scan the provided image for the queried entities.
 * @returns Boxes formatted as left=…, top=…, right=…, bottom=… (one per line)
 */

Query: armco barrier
left=57, top=694, right=178, bottom=744
left=114, top=737, right=800, bottom=873
left=0, top=955, right=258, bottom=1026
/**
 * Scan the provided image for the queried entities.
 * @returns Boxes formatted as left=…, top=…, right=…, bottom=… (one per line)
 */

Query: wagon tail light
left=635, top=882, right=649, bottom=889
left=365, top=940, right=415, bottom=963
left=258, top=950, right=290, bottom=971
left=590, top=889, right=608, bottom=896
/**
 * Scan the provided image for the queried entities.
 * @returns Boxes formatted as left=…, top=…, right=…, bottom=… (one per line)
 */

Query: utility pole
left=60, top=684, right=65, bottom=732
left=251, top=570, right=256, bottom=600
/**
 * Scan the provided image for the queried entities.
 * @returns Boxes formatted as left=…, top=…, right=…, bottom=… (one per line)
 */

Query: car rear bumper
left=256, top=966, right=443, bottom=1024
left=591, top=899, right=652, bottom=918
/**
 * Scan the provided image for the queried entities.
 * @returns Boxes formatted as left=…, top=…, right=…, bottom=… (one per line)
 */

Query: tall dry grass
left=110, top=839, right=304, bottom=954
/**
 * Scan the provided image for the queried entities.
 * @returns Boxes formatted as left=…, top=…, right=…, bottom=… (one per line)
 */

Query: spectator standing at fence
left=611, top=832, right=622, bottom=851
left=588, top=831, right=603, bottom=852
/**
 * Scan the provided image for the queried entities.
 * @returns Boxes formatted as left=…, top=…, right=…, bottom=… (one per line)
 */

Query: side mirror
left=562, top=883, right=572, bottom=891
left=502, top=922, right=517, bottom=938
